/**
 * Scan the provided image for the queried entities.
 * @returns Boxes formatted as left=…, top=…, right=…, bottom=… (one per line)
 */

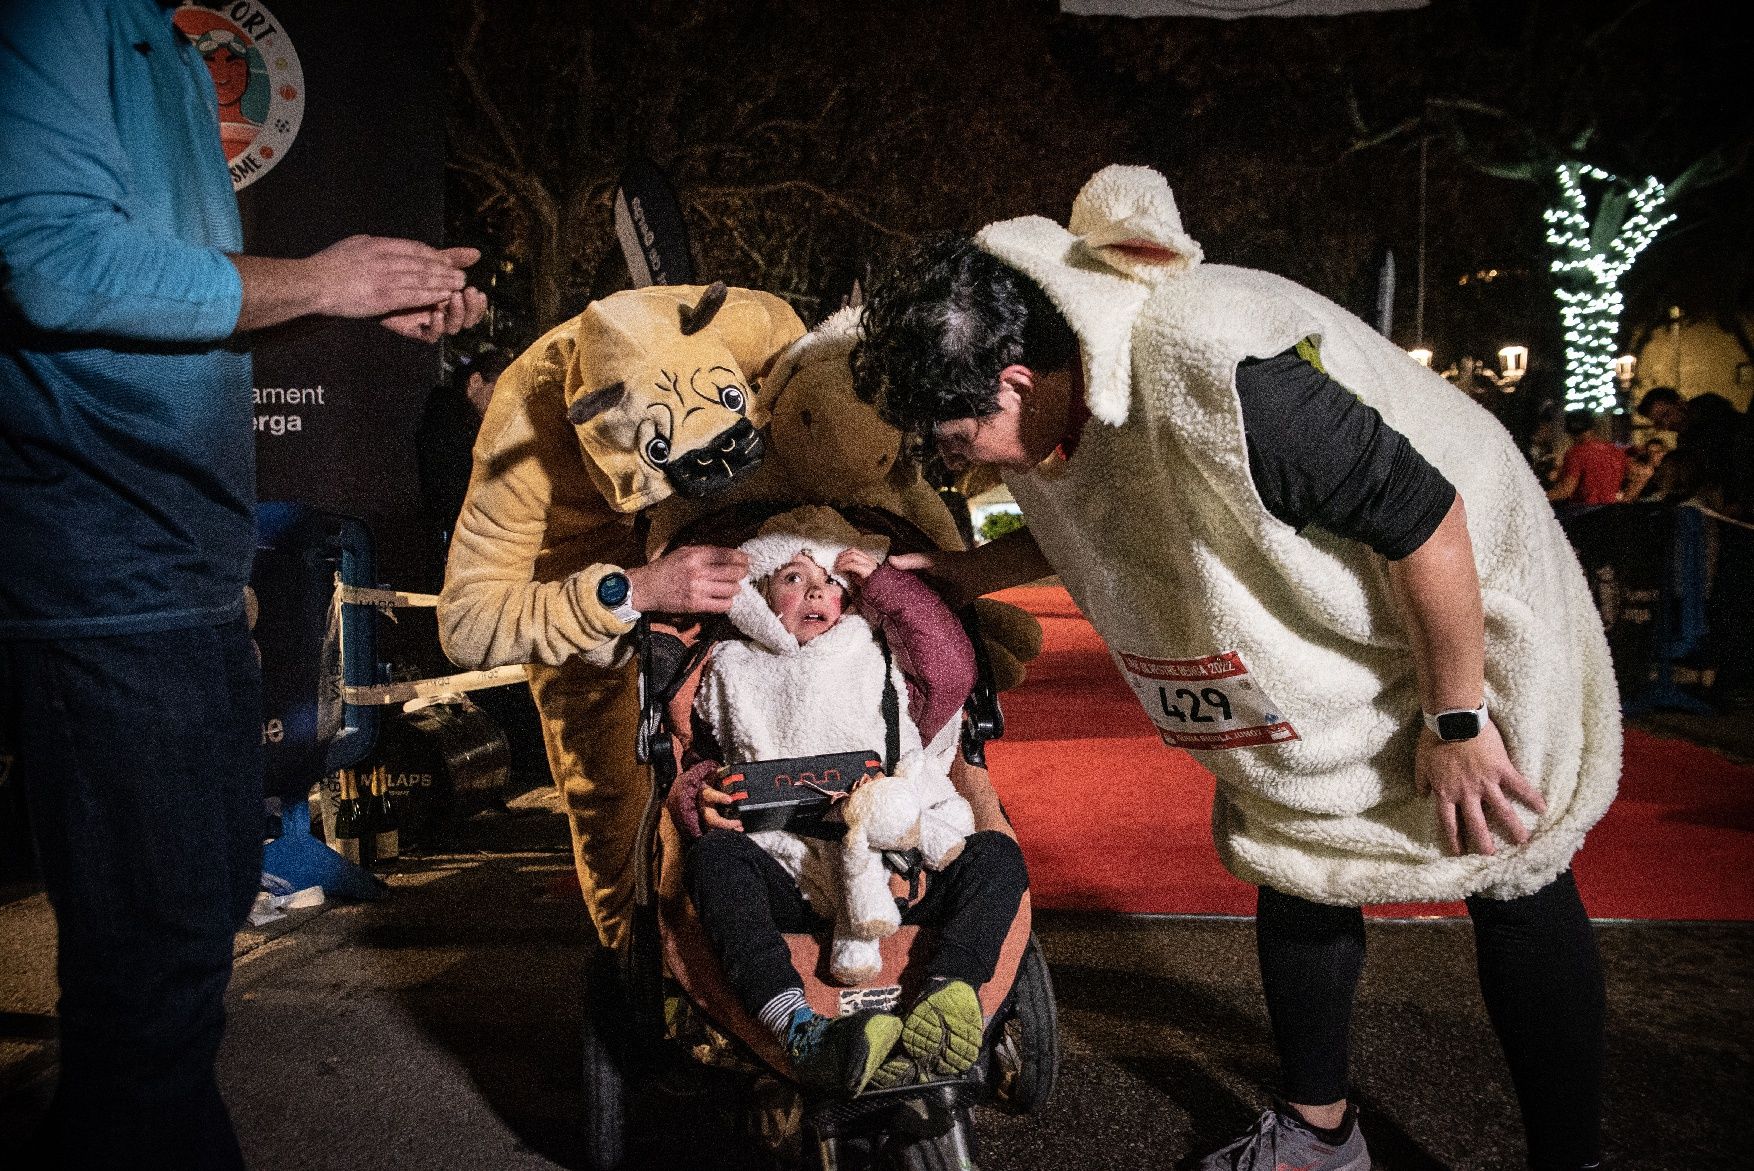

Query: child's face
left=764, top=553, right=846, bottom=645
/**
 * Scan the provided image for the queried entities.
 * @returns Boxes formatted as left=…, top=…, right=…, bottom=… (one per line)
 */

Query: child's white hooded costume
left=977, top=165, right=1619, bottom=905
left=693, top=507, right=976, bottom=982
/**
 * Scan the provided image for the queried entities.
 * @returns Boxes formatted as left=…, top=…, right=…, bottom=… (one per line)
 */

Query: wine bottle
left=331, top=767, right=364, bottom=865
left=372, top=763, right=400, bottom=862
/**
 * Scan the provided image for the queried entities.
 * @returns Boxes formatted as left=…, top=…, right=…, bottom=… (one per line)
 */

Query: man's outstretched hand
left=888, top=525, right=1052, bottom=605
left=231, top=237, right=487, bottom=338
left=381, top=286, right=488, bottom=342
left=624, top=545, right=750, bottom=615
left=308, top=236, right=476, bottom=315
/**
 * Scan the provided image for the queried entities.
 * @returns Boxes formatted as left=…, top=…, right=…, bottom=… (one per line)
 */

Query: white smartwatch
left=1423, top=701, right=1488, bottom=742
left=595, top=570, right=642, bottom=625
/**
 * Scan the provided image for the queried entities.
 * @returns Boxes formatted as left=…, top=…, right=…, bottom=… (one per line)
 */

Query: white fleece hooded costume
left=694, top=507, right=976, bottom=982
left=980, top=165, right=1618, bottom=904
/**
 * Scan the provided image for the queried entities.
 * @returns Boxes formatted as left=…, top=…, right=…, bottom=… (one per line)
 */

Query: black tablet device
left=723, top=749, right=882, bottom=832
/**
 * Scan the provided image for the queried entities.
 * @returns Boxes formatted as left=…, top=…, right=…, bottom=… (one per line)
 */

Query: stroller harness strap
left=879, top=634, right=900, bottom=775
left=876, top=633, right=923, bottom=900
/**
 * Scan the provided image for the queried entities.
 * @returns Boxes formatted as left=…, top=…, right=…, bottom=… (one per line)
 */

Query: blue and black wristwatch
left=596, top=570, right=641, bottom=625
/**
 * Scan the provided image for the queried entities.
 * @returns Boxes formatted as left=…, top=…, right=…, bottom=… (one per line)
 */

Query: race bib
left=1117, top=650, right=1300, bottom=750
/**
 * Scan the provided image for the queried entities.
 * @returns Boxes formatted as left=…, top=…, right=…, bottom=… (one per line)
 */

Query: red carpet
left=984, top=586, right=1754, bottom=921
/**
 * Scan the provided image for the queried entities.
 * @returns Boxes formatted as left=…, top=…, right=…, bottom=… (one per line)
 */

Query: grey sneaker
left=1196, top=1106, right=1370, bottom=1171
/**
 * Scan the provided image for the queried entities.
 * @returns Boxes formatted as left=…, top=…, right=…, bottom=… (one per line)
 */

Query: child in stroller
left=666, top=506, right=1029, bottom=1100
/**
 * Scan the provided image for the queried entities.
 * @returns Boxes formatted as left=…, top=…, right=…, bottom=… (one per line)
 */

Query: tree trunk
left=531, top=218, right=567, bottom=331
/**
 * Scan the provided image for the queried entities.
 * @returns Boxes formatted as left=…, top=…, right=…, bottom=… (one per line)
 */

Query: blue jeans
left=2, top=620, right=263, bottom=1170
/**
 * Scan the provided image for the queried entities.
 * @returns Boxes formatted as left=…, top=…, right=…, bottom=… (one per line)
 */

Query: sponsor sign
left=175, top=1, right=304, bottom=190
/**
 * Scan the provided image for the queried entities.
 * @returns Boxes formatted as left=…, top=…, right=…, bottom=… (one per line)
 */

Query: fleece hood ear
left=976, top=164, right=1203, bottom=429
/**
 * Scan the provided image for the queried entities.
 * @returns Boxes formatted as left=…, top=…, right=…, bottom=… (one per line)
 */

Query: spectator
left=1546, top=410, right=1627, bottom=506
left=1526, top=399, right=1571, bottom=487
left=1448, top=355, right=1503, bottom=407
left=417, top=345, right=515, bottom=578
left=0, top=3, right=485, bottom=1168
left=1620, top=437, right=1668, bottom=502
left=1635, top=385, right=1687, bottom=432
left=1638, top=386, right=1747, bottom=508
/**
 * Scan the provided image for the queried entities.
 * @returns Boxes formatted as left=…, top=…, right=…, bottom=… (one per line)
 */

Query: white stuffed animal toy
left=839, top=750, right=976, bottom=943
left=692, top=506, right=976, bottom=983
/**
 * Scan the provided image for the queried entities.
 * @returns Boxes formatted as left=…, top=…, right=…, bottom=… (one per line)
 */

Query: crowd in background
left=1526, top=385, right=1751, bottom=516
left=1541, top=384, right=1751, bottom=711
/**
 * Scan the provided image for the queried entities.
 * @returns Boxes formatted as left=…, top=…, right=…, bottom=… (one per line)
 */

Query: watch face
left=1436, top=710, right=1483, bottom=741
left=596, top=572, right=630, bottom=607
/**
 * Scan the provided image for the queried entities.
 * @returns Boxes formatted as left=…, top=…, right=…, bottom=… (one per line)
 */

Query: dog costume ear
left=678, top=281, right=728, bottom=335
left=567, top=380, right=626, bottom=426
left=702, top=288, right=807, bottom=409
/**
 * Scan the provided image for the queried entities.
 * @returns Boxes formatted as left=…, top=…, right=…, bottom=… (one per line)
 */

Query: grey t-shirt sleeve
left=1235, top=348, right=1456, bottom=560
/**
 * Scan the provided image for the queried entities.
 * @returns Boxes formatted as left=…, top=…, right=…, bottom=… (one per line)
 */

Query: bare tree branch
left=454, top=0, right=530, bottom=175
left=690, top=181, right=909, bottom=240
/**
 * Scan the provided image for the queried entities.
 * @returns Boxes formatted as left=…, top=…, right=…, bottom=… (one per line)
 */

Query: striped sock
left=758, top=988, right=810, bottom=1042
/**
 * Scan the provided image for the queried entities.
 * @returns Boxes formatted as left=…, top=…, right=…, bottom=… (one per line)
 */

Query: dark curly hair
left=851, top=233, right=1077, bottom=438
left=1636, top=385, right=1681, bottom=417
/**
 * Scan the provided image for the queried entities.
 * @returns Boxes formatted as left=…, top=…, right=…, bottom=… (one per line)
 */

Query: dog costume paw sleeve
left=438, top=338, right=643, bottom=670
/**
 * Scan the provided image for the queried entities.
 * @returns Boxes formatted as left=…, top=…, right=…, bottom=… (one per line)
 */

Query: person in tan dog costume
left=439, top=285, right=1041, bottom=951
left=439, top=283, right=805, bottom=949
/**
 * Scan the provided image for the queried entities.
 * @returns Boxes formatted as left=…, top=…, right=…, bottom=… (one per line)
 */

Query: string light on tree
left=1542, top=162, right=1675, bottom=411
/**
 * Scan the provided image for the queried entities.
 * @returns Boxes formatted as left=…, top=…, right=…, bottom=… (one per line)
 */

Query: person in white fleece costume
left=671, top=506, right=1028, bottom=1096
left=851, top=166, right=1617, bottom=1171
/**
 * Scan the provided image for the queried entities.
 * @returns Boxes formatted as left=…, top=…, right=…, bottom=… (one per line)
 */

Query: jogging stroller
left=578, top=501, right=1058, bottom=1170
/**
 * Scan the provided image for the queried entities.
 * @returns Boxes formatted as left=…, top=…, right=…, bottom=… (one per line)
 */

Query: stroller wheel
left=895, top=1089, right=979, bottom=1171
left=897, top=1123, right=979, bottom=1171
left=989, top=933, right=1058, bottom=1116
left=580, top=941, right=628, bottom=1170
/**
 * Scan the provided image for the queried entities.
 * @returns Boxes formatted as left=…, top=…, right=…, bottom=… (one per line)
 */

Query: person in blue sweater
left=0, top=3, right=485, bottom=1166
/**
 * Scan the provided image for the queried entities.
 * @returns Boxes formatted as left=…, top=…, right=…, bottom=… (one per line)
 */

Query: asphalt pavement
left=2, top=782, right=1749, bottom=1170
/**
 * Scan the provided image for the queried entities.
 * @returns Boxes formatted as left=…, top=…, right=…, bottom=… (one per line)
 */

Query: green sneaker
left=786, top=1006, right=903, bottom=1097
left=869, top=978, right=984, bottom=1089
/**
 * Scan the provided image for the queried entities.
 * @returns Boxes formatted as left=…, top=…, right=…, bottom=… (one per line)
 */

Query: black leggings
left=686, top=828, right=1028, bottom=1019
left=1257, top=872, right=1604, bottom=1170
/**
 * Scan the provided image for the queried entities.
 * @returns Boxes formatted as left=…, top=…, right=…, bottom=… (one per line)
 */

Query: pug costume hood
left=567, top=283, right=795, bottom=514
left=977, top=165, right=1618, bottom=904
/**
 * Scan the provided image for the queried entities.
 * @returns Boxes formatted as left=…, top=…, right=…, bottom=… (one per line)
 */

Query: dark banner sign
left=614, top=156, right=696, bottom=288
left=176, top=0, right=444, bottom=582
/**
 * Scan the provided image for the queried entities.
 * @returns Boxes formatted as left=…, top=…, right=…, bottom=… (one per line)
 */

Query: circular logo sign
left=174, top=1, right=304, bottom=191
